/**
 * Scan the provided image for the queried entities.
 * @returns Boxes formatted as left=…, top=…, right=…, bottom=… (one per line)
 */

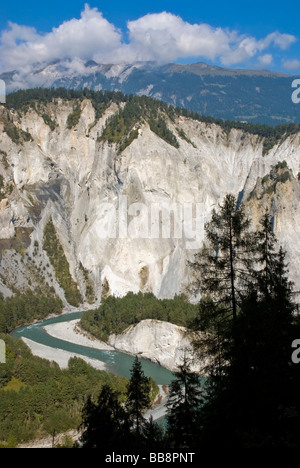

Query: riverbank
left=19, top=319, right=114, bottom=371
left=44, top=319, right=114, bottom=351
left=22, top=337, right=107, bottom=370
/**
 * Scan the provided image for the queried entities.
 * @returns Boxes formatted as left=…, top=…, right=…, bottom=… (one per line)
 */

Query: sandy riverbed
left=22, top=337, right=107, bottom=370
left=44, top=319, right=113, bottom=350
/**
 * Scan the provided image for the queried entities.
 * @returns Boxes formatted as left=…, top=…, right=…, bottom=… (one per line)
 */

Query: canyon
left=0, top=93, right=300, bottom=309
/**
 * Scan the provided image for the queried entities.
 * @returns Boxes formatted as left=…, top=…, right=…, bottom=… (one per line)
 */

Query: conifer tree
left=126, top=357, right=151, bottom=437
left=193, top=194, right=254, bottom=323
left=166, top=357, right=202, bottom=448
left=191, top=194, right=256, bottom=379
left=196, top=207, right=300, bottom=447
left=142, top=416, right=165, bottom=450
left=80, top=384, right=129, bottom=450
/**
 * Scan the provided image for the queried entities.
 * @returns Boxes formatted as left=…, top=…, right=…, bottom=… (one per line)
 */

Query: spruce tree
left=197, top=208, right=300, bottom=447
left=126, top=357, right=151, bottom=437
left=80, top=384, right=129, bottom=450
left=191, top=194, right=256, bottom=378
left=193, top=194, right=254, bottom=322
left=253, top=211, right=279, bottom=298
left=166, top=357, right=202, bottom=448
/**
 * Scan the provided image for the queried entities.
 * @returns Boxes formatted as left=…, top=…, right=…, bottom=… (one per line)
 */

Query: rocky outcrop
left=0, top=97, right=300, bottom=304
left=108, top=319, right=207, bottom=373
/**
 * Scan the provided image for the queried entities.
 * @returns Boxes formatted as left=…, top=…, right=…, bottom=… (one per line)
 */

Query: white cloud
left=282, top=58, right=300, bottom=71
left=125, top=12, right=232, bottom=63
left=261, top=31, right=297, bottom=50
left=0, top=4, right=122, bottom=70
left=0, top=5, right=297, bottom=73
left=258, top=54, right=274, bottom=67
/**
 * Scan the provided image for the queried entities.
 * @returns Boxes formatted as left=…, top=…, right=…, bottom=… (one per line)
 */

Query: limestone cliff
left=108, top=319, right=207, bottom=373
left=0, top=94, right=299, bottom=305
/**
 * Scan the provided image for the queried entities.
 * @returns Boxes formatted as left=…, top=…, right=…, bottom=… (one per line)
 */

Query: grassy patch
left=2, top=377, right=27, bottom=392
left=43, top=219, right=82, bottom=307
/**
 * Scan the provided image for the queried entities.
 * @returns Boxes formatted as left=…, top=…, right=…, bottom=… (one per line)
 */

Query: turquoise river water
left=11, top=312, right=175, bottom=385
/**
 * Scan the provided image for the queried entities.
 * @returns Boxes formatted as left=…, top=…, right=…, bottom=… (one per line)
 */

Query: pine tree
left=166, top=357, right=202, bottom=448
left=80, top=384, right=129, bottom=450
left=126, top=357, right=151, bottom=437
left=197, top=211, right=300, bottom=447
left=193, top=194, right=254, bottom=323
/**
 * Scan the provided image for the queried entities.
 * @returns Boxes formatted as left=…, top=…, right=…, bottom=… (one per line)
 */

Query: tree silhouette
left=194, top=205, right=300, bottom=447
left=192, top=194, right=254, bottom=323
left=142, top=416, right=165, bottom=450
left=126, top=357, right=151, bottom=438
left=166, top=357, right=202, bottom=448
left=80, top=384, right=129, bottom=450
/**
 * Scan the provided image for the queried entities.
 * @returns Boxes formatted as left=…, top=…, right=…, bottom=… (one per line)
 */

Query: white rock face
left=0, top=99, right=300, bottom=303
left=108, top=319, right=206, bottom=373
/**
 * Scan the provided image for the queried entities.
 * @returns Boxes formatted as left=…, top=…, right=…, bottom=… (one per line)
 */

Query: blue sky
left=0, top=0, right=299, bottom=73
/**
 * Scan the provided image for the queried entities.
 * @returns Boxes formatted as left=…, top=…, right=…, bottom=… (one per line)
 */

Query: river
left=11, top=311, right=175, bottom=386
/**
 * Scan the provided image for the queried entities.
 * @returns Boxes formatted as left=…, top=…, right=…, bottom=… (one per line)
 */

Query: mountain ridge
left=1, top=61, right=299, bottom=125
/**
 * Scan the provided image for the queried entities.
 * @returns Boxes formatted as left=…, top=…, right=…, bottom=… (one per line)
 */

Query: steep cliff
left=0, top=92, right=299, bottom=306
left=108, top=319, right=207, bottom=373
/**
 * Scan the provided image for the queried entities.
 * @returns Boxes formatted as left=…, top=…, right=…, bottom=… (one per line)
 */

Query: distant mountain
left=1, top=61, right=300, bottom=125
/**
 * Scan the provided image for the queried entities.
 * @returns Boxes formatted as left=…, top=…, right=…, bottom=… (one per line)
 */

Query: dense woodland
left=0, top=290, right=63, bottom=333
left=80, top=292, right=198, bottom=342
left=0, top=334, right=128, bottom=447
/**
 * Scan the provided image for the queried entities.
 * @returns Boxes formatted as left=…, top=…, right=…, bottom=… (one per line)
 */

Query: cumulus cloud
left=0, top=4, right=122, bottom=70
left=125, top=12, right=232, bottom=63
left=263, top=31, right=296, bottom=50
left=0, top=4, right=297, bottom=72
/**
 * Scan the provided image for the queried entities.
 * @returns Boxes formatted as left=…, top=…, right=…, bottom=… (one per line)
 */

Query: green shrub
left=66, top=104, right=81, bottom=129
left=3, top=124, right=32, bottom=145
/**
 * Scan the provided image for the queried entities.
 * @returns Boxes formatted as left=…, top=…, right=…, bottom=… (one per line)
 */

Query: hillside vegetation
left=0, top=334, right=127, bottom=447
left=0, top=290, right=63, bottom=333
left=4, top=88, right=300, bottom=155
left=43, top=219, right=82, bottom=307
left=80, top=292, right=198, bottom=342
